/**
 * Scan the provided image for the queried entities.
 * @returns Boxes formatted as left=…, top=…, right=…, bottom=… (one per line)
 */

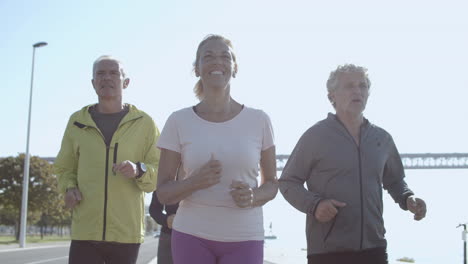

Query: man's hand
left=65, top=187, right=82, bottom=209
left=113, top=160, right=138, bottom=178
left=314, top=199, right=346, bottom=223
left=167, top=214, right=176, bottom=229
left=230, top=180, right=254, bottom=208
left=406, top=195, right=427, bottom=221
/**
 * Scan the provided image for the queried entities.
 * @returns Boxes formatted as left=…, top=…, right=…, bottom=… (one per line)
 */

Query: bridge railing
left=400, top=153, right=468, bottom=169
left=276, top=153, right=468, bottom=170
left=41, top=153, right=468, bottom=170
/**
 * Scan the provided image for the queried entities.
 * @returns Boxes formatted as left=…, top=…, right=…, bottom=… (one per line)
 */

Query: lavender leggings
left=171, top=230, right=263, bottom=264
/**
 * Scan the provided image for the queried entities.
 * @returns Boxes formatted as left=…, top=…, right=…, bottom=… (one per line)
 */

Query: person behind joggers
left=149, top=168, right=183, bottom=264
left=54, top=55, right=160, bottom=264
left=156, top=34, right=278, bottom=264
left=279, top=64, right=427, bottom=264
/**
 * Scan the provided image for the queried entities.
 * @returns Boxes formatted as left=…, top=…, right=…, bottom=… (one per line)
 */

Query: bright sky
left=1, top=0, right=467, bottom=158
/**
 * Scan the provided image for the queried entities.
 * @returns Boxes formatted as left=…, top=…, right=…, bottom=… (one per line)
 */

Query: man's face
left=92, top=59, right=128, bottom=99
left=330, top=72, right=369, bottom=116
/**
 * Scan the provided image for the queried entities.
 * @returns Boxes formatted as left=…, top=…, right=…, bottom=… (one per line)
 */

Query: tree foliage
left=0, top=154, right=70, bottom=239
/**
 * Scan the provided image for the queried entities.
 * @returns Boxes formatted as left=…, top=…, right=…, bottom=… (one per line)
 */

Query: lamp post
left=458, top=223, right=467, bottom=264
left=19, top=41, right=48, bottom=248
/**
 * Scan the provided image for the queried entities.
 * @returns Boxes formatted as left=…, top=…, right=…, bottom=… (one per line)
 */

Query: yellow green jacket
left=54, top=104, right=160, bottom=243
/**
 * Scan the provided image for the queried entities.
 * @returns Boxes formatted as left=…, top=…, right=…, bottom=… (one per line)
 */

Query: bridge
left=42, top=153, right=468, bottom=170
left=276, top=153, right=468, bottom=170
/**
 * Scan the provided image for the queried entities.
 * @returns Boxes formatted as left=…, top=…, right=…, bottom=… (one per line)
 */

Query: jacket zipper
left=333, top=117, right=365, bottom=250
left=103, top=144, right=110, bottom=240
left=103, top=142, right=118, bottom=239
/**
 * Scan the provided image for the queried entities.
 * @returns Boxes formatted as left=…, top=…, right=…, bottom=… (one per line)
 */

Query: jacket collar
left=325, top=112, right=371, bottom=141
left=74, top=103, right=144, bottom=128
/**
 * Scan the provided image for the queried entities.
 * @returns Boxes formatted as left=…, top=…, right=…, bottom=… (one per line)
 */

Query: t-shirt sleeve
left=156, top=112, right=181, bottom=153
left=261, top=111, right=275, bottom=151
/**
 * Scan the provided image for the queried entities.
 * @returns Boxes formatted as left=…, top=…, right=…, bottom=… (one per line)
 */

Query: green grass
left=0, top=235, right=71, bottom=245
left=397, top=257, right=415, bottom=263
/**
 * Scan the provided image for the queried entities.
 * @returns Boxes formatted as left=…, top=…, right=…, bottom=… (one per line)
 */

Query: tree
left=0, top=154, right=66, bottom=240
left=0, top=205, right=17, bottom=226
left=36, top=190, right=71, bottom=238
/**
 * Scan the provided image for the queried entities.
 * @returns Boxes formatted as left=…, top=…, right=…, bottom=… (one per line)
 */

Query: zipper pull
left=113, top=143, right=119, bottom=176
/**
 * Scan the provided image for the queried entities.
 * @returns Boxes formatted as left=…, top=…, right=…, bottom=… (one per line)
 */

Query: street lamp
left=458, top=223, right=467, bottom=264
left=19, top=41, right=48, bottom=248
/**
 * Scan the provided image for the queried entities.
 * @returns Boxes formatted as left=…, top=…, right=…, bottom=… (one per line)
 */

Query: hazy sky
left=2, top=0, right=467, bottom=157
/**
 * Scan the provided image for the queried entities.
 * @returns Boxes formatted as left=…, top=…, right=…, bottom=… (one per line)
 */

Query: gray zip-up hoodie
left=279, top=113, right=413, bottom=255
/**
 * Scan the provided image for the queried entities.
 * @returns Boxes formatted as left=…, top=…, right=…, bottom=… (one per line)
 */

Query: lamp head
left=33, top=42, right=48, bottom=48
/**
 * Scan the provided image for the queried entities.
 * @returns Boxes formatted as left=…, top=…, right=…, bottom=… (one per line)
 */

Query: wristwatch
left=135, top=162, right=147, bottom=179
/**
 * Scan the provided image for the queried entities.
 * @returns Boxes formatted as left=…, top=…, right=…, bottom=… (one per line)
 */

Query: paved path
left=0, top=237, right=157, bottom=264
left=0, top=237, right=278, bottom=264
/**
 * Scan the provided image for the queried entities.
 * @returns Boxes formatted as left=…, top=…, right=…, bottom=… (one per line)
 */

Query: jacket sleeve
left=54, top=118, right=79, bottom=193
left=383, top=136, right=414, bottom=210
left=149, top=191, right=168, bottom=227
left=279, top=130, right=323, bottom=215
left=135, top=117, right=160, bottom=193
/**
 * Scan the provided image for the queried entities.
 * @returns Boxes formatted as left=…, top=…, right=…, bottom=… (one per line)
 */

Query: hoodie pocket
left=323, top=214, right=338, bottom=243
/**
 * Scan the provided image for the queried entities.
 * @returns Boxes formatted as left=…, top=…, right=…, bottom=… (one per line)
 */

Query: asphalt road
left=0, top=237, right=158, bottom=264
left=0, top=236, right=276, bottom=264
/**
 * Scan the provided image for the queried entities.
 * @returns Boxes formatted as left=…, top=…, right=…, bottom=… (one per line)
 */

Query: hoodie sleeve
left=279, top=129, right=323, bottom=215
left=383, top=135, right=414, bottom=210
left=149, top=191, right=168, bottom=227
left=134, top=116, right=160, bottom=193
left=54, top=118, right=79, bottom=193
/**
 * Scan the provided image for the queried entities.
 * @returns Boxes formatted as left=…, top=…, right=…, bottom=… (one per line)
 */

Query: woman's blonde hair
left=193, top=34, right=238, bottom=100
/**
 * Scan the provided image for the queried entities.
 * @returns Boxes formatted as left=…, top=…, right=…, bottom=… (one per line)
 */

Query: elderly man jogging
left=54, top=55, right=160, bottom=264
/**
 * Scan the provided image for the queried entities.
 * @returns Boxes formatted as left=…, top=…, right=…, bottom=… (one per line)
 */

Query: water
left=262, top=169, right=468, bottom=264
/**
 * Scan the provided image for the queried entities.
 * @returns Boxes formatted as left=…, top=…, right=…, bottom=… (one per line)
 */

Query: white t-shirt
left=157, top=106, right=275, bottom=242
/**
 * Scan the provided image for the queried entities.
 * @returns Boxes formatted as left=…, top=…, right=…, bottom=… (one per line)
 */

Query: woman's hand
left=230, top=180, right=254, bottom=208
left=188, top=153, right=222, bottom=190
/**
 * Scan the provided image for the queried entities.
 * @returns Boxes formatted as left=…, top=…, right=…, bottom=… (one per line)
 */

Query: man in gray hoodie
left=279, top=64, right=426, bottom=264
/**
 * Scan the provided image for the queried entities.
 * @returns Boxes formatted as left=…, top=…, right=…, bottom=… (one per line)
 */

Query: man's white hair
left=92, top=55, right=127, bottom=78
left=326, top=64, right=371, bottom=93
